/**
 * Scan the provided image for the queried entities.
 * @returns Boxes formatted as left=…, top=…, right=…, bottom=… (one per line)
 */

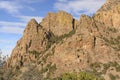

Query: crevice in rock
left=26, top=44, right=29, bottom=53
left=93, top=20, right=99, bottom=31
left=94, top=36, right=96, bottom=47
left=28, top=40, right=32, bottom=48
left=72, top=18, right=75, bottom=29
left=20, top=56, right=23, bottom=67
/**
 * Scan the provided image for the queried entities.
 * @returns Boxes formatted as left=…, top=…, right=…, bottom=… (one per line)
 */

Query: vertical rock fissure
left=94, top=36, right=96, bottom=47
left=72, top=18, right=75, bottom=29
left=29, top=40, right=32, bottom=48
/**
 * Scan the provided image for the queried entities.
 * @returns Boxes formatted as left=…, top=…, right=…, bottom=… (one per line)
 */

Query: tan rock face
left=40, top=11, right=75, bottom=36
left=94, top=0, right=120, bottom=28
left=23, top=19, right=48, bottom=53
left=8, top=19, right=49, bottom=68
left=4, top=0, right=120, bottom=80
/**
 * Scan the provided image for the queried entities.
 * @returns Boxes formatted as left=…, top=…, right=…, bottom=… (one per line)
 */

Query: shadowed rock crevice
left=72, top=18, right=75, bottom=29
left=93, top=36, right=96, bottom=47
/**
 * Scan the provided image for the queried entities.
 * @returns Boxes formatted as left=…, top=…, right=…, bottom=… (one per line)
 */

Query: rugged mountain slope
left=1, top=0, right=120, bottom=80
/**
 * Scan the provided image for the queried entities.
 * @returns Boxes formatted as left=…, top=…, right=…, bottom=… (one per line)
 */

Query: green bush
left=61, top=73, right=77, bottom=80
left=102, top=36, right=120, bottom=51
left=28, top=50, right=39, bottom=58
left=47, top=29, right=76, bottom=49
left=103, top=62, right=120, bottom=73
left=90, top=62, right=101, bottom=69
left=109, top=74, right=116, bottom=80
left=55, top=71, right=104, bottom=80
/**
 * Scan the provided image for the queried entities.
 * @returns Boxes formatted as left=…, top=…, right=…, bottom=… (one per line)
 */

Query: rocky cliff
left=1, top=0, right=120, bottom=80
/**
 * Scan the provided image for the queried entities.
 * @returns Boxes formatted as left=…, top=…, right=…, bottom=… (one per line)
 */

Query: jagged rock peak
left=40, top=10, right=76, bottom=36
left=80, top=14, right=91, bottom=20
left=46, top=10, right=72, bottom=17
left=27, top=18, right=38, bottom=27
left=57, top=10, right=72, bottom=15
left=24, top=18, right=39, bottom=34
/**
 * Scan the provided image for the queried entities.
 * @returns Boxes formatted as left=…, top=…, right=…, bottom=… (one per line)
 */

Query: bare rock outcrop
left=2, top=0, right=120, bottom=80
left=40, top=11, right=77, bottom=36
left=94, top=0, right=120, bottom=28
left=7, top=19, right=49, bottom=68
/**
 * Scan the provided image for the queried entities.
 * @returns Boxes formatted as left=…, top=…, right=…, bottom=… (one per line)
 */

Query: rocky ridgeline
left=1, top=0, right=120, bottom=80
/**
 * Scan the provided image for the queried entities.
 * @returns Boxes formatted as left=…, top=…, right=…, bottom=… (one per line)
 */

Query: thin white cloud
left=0, top=21, right=26, bottom=27
left=0, top=0, right=39, bottom=15
left=0, top=39, right=11, bottom=44
left=57, top=0, right=68, bottom=2
left=19, top=0, right=44, bottom=3
left=0, top=1, right=22, bottom=14
left=0, top=1, right=43, bottom=23
left=0, top=38, right=17, bottom=46
left=54, top=0, right=106, bottom=16
left=17, top=15, right=43, bottom=23
left=0, top=26, right=24, bottom=34
left=0, top=21, right=25, bottom=34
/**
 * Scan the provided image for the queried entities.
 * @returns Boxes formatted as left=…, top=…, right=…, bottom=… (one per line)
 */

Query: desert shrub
left=103, top=62, right=120, bottom=74
left=28, top=50, right=40, bottom=58
left=78, top=72, right=102, bottom=80
left=54, top=71, right=104, bottom=80
left=60, top=73, right=77, bottom=80
left=47, top=29, right=75, bottom=49
left=109, top=62, right=120, bottom=72
left=49, top=64, right=57, bottom=73
left=109, top=74, right=116, bottom=80
left=102, top=36, right=120, bottom=51
left=90, top=62, right=101, bottom=69
left=107, top=27, right=118, bottom=33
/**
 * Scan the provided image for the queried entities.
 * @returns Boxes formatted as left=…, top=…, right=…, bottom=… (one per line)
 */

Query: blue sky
left=0, top=0, right=106, bottom=56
